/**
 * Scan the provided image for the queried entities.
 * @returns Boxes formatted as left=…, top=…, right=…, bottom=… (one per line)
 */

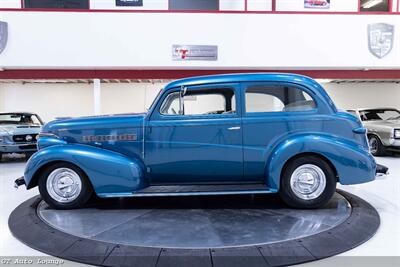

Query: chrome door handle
left=228, top=126, right=241, bottom=130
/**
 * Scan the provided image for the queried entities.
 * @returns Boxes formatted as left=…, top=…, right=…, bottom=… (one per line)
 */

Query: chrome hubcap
left=369, top=138, right=378, bottom=154
left=290, top=164, right=326, bottom=200
left=46, top=168, right=82, bottom=203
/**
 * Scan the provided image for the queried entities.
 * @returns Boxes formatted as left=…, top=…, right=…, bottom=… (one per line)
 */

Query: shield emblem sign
left=368, top=23, right=394, bottom=59
left=0, top=21, right=8, bottom=54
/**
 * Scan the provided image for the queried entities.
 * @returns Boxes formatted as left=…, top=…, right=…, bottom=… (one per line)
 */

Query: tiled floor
left=0, top=154, right=399, bottom=264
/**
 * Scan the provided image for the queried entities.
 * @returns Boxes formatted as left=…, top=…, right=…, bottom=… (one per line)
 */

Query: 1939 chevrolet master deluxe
left=15, top=74, right=377, bottom=209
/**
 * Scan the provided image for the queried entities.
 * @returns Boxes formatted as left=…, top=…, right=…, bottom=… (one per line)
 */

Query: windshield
left=359, top=109, right=400, bottom=121
left=0, top=113, right=43, bottom=125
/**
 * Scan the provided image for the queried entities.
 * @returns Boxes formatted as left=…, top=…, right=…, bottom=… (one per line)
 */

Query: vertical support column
left=93, top=79, right=101, bottom=115
left=0, top=83, right=4, bottom=112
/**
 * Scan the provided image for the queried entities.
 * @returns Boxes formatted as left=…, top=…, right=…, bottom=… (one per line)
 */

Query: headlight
left=394, top=129, right=400, bottom=139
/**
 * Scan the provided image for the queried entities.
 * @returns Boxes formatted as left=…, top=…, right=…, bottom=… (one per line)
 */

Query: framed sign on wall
left=304, top=0, right=331, bottom=9
left=24, top=0, right=89, bottom=9
left=116, top=0, right=143, bottom=6
left=169, top=0, right=219, bottom=10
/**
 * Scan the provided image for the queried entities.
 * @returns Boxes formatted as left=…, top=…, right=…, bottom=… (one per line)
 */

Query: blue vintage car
left=15, top=73, right=377, bottom=209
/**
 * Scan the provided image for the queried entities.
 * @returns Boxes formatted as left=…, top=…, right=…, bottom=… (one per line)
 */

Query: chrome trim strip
left=0, top=143, right=37, bottom=147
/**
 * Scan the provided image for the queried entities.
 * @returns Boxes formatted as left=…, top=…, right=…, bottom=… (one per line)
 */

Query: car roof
left=356, top=108, right=400, bottom=111
left=164, top=73, right=322, bottom=91
left=0, top=112, right=38, bottom=115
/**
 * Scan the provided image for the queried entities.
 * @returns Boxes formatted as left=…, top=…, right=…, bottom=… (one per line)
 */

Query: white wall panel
left=101, top=82, right=165, bottom=114
left=1, top=11, right=400, bottom=69
left=0, top=83, right=94, bottom=122
left=393, top=0, right=398, bottom=12
left=90, top=0, right=168, bottom=10
left=0, top=0, right=21, bottom=8
left=324, top=83, right=400, bottom=110
left=220, top=0, right=244, bottom=11
left=276, top=0, right=359, bottom=12
left=248, top=0, right=272, bottom=11
left=1, top=81, right=399, bottom=121
left=0, top=81, right=165, bottom=121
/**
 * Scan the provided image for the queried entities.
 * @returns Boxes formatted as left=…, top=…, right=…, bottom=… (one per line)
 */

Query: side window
left=184, top=94, right=226, bottom=115
left=160, top=88, right=236, bottom=116
left=245, top=85, right=316, bottom=113
left=160, top=92, right=180, bottom=115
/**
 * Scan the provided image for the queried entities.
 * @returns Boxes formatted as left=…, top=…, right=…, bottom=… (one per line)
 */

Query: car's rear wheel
left=279, top=155, right=336, bottom=209
left=38, top=162, right=93, bottom=209
left=368, top=135, right=385, bottom=156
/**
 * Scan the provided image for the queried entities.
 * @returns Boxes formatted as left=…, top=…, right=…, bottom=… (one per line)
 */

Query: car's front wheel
left=38, top=162, right=93, bottom=209
left=279, top=155, right=336, bottom=209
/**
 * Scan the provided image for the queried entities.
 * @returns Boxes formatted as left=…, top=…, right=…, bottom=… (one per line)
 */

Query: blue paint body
left=23, top=73, right=376, bottom=197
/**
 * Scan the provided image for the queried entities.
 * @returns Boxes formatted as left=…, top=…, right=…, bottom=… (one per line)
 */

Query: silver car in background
left=0, top=112, right=43, bottom=161
left=348, top=108, right=400, bottom=156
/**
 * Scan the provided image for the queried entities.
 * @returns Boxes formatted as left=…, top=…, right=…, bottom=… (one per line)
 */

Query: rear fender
left=266, top=134, right=376, bottom=190
left=24, top=144, right=146, bottom=196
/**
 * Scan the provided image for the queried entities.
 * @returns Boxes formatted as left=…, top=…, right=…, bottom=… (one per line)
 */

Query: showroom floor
left=0, top=154, right=399, bottom=266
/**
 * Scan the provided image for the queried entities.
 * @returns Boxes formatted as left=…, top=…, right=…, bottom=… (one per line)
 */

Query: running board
left=133, top=184, right=276, bottom=197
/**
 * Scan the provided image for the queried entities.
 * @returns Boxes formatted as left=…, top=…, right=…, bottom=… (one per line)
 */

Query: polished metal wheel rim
left=46, top=168, right=82, bottom=203
left=369, top=138, right=378, bottom=154
left=290, top=164, right=326, bottom=200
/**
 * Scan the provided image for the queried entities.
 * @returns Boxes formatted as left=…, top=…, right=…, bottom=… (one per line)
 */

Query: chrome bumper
left=376, top=164, right=389, bottom=177
left=388, top=139, right=400, bottom=147
left=0, top=142, right=37, bottom=153
left=14, top=176, right=25, bottom=189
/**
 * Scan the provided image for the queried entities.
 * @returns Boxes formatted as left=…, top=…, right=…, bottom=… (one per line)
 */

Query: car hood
left=0, top=124, right=42, bottom=135
left=42, top=113, right=146, bottom=134
left=364, top=120, right=400, bottom=128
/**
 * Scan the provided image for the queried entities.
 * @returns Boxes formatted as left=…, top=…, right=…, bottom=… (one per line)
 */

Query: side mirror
left=179, top=86, right=187, bottom=115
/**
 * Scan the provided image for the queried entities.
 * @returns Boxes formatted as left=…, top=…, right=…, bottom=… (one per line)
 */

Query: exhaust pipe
left=14, top=176, right=25, bottom=189
left=376, top=164, right=389, bottom=177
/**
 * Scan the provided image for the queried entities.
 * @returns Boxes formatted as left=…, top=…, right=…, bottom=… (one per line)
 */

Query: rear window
left=245, top=85, right=316, bottom=113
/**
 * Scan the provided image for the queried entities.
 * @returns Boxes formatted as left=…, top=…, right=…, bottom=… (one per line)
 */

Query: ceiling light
left=362, top=0, right=384, bottom=9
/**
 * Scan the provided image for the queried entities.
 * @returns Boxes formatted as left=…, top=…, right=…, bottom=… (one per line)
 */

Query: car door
left=241, top=82, right=318, bottom=183
left=145, top=83, right=244, bottom=184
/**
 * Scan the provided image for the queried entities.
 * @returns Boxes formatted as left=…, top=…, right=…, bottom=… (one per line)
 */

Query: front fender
left=267, top=134, right=376, bottom=190
left=24, top=144, right=146, bottom=196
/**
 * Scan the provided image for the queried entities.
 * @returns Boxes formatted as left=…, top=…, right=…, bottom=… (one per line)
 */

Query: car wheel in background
left=38, top=162, right=93, bottom=209
left=368, top=135, right=385, bottom=156
left=279, top=155, right=336, bottom=209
